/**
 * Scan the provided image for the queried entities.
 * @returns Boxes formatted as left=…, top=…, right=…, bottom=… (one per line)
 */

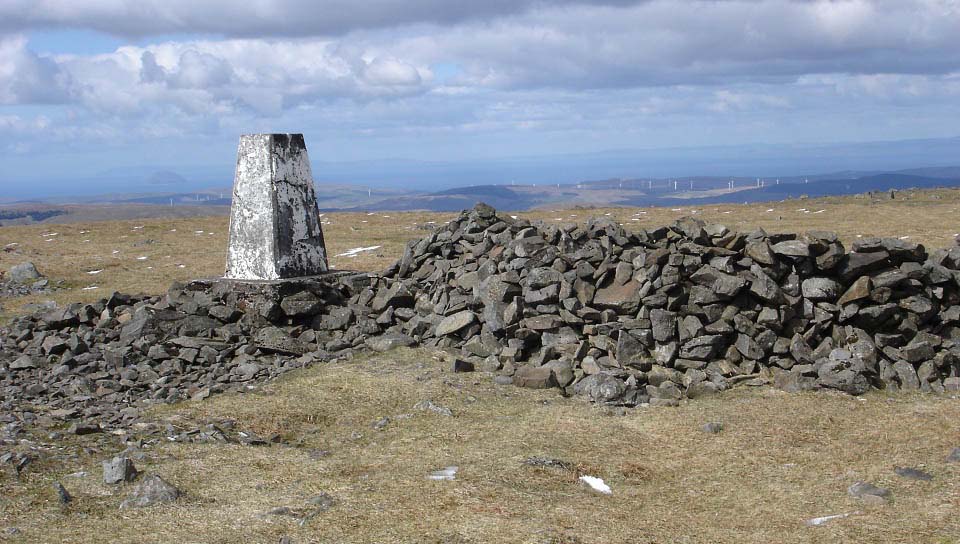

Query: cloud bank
left=0, top=0, right=958, bottom=180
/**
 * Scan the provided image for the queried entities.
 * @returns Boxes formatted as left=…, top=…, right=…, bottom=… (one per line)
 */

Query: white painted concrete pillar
left=225, top=134, right=329, bottom=280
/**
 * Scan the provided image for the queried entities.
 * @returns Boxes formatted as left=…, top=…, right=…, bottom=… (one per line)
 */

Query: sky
left=1, top=0, right=960, bottom=195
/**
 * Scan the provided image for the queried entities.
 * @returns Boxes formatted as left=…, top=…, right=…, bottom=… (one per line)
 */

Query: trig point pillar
left=225, top=134, right=329, bottom=280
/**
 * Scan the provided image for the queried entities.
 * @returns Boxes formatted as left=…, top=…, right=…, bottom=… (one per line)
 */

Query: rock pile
left=1, top=262, right=60, bottom=298
left=369, top=203, right=960, bottom=404
left=0, top=275, right=363, bottom=430
left=3, top=203, right=960, bottom=431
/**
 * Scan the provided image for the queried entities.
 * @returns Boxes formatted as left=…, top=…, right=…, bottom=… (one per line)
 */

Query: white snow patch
left=335, top=245, right=382, bottom=258
left=579, top=475, right=611, bottom=494
left=86, top=270, right=103, bottom=275
left=137, top=256, right=148, bottom=261
left=81, top=286, right=99, bottom=291
left=428, top=466, right=458, bottom=481
left=805, top=512, right=857, bottom=527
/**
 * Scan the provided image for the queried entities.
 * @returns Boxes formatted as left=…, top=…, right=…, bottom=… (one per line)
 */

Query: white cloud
left=0, top=35, right=73, bottom=104
left=1, top=0, right=960, bottom=168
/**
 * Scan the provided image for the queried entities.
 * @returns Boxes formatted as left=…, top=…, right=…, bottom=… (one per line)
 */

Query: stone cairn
left=3, top=136, right=960, bottom=432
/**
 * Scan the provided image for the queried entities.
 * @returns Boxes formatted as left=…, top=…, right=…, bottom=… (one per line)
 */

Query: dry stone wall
left=3, top=203, right=960, bottom=432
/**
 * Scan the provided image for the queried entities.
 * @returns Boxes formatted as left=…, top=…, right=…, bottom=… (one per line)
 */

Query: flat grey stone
left=366, top=332, right=416, bottom=352
left=847, top=481, right=890, bottom=501
left=894, top=466, right=932, bottom=481
left=119, top=474, right=180, bottom=509
left=701, top=422, right=723, bottom=434
left=435, top=310, right=477, bottom=336
left=413, top=400, right=453, bottom=417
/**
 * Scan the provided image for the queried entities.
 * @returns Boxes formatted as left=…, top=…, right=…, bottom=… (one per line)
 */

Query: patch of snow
left=137, top=256, right=148, bottom=261
left=579, top=475, right=611, bottom=494
left=86, top=270, right=103, bottom=275
left=81, top=286, right=99, bottom=291
left=335, top=245, right=382, bottom=258
left=428, top=466, right=458, bottom=481
left=804, top=512, right=857, bottom=527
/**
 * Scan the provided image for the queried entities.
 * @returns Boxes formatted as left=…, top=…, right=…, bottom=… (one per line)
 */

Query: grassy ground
left=2, top=189, right=960, bottom=542
left=1, top=348, right=958, bottom=543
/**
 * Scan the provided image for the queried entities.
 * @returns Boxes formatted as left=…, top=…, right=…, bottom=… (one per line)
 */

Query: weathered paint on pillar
left=225, top=134, right=329, bottom=280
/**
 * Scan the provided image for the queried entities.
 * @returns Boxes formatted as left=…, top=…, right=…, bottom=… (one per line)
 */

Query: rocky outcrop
left=3, top=203, right=960, bottom=432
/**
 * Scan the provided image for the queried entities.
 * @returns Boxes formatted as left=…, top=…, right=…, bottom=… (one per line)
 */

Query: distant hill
left=4, top=166, right=959, bottom=222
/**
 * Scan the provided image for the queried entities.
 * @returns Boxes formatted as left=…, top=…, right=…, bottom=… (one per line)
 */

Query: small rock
left=69, top=423, right=102, bottom=435
left=522, top=456, right=572, bottom=470
left=119, top=474, right=180, bottom=509
left=894, top=466, right=932, bottom=481
left=701, top=422, right=723, bottom=434
left=9, top=262, right=42, bottom=284
left=847, top=481, right=890, bottom=502
left=103, top=456, right=138, bottom=484
left=948, top=448, right=960, bottom=463
left=493, top=375, right=513, bottom=386
left=513, top=366, right=557, bottom=389
left=413, top=400, right=453, bottom=417
left=267, top=506, right=293, bottom=516
left=306, top=492, right=336, bottom=512
left=9, top=355, right=36, bottom=370
left=372, top=416, right=390, bottom=430
left=452, top=359, right=475, bottom=373
left=52, top=482, right=72, bottom=504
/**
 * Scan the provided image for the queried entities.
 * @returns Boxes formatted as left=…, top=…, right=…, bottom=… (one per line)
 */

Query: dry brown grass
left=2, top=189, right=960, bottom=542
left=2, top=348, right=959, bottom=543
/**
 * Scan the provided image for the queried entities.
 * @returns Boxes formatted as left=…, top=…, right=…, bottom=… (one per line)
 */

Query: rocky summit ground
left=1, top=190, right=960, bottom=543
